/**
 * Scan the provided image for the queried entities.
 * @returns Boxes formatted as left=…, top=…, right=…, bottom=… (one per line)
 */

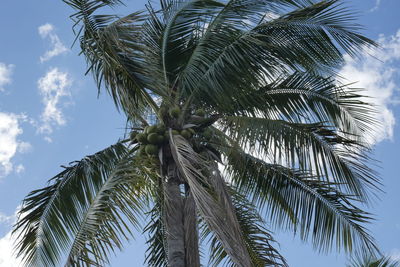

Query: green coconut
left=138, top=146, right=146, bottom=156
left=136, top=133, right=148, bottom=144
left=158, top=106, right=168, bottom=117
left=156, top=124, right=166, bottom=134
left=130, top=131, right=139, bottom=140
left=180, top=129, right=192, bottom=139
left=169, top=106, right=181, bottom=118
left=146, top=125, right=158, bottom=134
left=188, top=128, right=196, bottom=134
left=145, top=144, right=159, bottom=156
left=194, top=109, right=206, bottom=117
left=147, top=133, right=160, bottom=144
left=172, top=129, right=180, bottom=135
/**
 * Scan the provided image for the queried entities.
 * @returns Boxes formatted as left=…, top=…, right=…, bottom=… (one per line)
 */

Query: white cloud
left=38, top=23, right=54, bottom=37
left=0, top=63, right=13, bottom=92
left=38, top=23, right=68, bottom=62
left=339, top=30, right=400, bottom=144
left=0, top=113, right=30, bottom=177
left=0, top=213, right=15, bottom=225
left=15, top=164, right=25, bottom=174
left=0, top=209, right=22, bottom=266
left=17, top=142, right=31, bottom=154
left=370, top=0, right=383, bottom=12
left=37, top=68, right=72, bottom=135
left=44, top=136, right=53, bottom=143
left=0, top=232, right=21, bottom=267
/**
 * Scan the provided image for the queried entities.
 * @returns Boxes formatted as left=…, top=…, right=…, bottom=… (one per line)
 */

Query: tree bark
left=164, top=172, right=185, bottom=267
left=164, top=163, right=200, bottom=267
left=183, top=188, right=200, bottom=267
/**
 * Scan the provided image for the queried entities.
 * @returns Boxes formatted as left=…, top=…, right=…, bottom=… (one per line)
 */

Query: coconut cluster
left=130, top=124, right=166, bottom=157
left=130, top=107, right=214, bottom=157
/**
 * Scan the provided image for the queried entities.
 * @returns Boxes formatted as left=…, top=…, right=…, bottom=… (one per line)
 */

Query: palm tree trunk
left=183, top=188, right=200, bottom=267
left=164, top=163, right=200, bottom=267
left=165, top=177, right=185, bottom=267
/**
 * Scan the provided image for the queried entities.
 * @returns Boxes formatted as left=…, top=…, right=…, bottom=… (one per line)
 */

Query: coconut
left=156, top=124, right=166, bottom=134
left=136, top=133, right=148, bottom=144
left=180, top=129, right=192, bottom=139
left=145, top=144, right=159, bottom=156
left=172, top=129, right=180, bottom=135
left=169, top=106, right=181, bottom=118
left=194, top=109, right=206, bottom=117
left=147, top=133, right=160, bottom=144
left=130, top=131, right=139, bottom=140
left=147, top=125, right=158, bottom=134
left=158, top=106, right=168, bottom=117
left=138, top=146, right=146, bottom=155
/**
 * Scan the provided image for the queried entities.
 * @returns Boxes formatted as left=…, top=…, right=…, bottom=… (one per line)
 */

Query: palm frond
left=158, top=0, right=225, bottom=87
left=144, top=188, right=168, bottom=267
left=64, top=154, right=151, bottom=266
left=13, top=142, right=152, bottom=267
left=168, top=133, right=252, bottom=266
left=219, top=72, right=377, bottom=138
left=223, top=147, right=379, bottom=256
left=253, top=0, right=376, bottom=72
left=222, top=116, right=380, bottom=199
left=64, top=0, right=160, bottom=120
left=178, top=0, right=375, bottom=108
left=347, top=255, right=400, bottom=267
left=203, top=188, right=287, bottom=267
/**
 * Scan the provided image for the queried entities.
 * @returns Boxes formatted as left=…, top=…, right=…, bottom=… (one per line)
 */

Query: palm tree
left=13, top=0, right=381, bottom=266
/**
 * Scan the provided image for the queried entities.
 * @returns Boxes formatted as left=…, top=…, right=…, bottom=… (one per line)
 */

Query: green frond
left=178, top=0, right=375, bottom=108
left=158, top=0, right=224, bottom=87
left=223, top=147, right=379, bottom=256
left=64, top=0, right=160, bottom=120
left=13, top=142, right=152, bottom=267
left=221, top=72, right=377, bottom=139
left=254, top=0, right=376, bottom=72
left=347, top=255, right=400, bottom=267
left=144, top=190, right=167, bottom=267
left=168, top=133, right=252, bottom=266
left=222, top=116, right=380, bottom=199
left=203, top=188, right=287, bottom=267
left=65, top=154, right=151, bottom=266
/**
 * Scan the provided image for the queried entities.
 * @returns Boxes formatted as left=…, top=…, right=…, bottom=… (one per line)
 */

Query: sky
left=0, top=0, right=399, bottom=266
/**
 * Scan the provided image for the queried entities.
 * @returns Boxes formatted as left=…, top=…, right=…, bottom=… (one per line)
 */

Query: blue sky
left=0, top=0, right=399, bottom=266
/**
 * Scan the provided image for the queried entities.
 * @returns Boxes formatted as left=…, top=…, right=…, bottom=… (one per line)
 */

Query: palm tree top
left=14, top=0, right=381, bottom=266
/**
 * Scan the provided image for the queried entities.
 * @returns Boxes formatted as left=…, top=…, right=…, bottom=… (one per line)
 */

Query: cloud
left=0, top=113, right=30, bottom=177
left=38, top=23, right=68, bottom=62
left=0, top=209, right=22, bottom=266
left=370, top=0, right=383, bottom=12
left=0, top=213, right=15, bottom=225
left=339, top=30, right=400, bottom=144
left=15, top=164, right=25, bottom=174
left=37, top=68, right=72, bottom=135
left=0, top=63, right=14, bottom=92
left=0, top=232, right=21, bottom=267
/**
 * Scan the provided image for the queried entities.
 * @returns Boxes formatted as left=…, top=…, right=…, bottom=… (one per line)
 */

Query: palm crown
left=14, top=0, right=381, bottom=266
